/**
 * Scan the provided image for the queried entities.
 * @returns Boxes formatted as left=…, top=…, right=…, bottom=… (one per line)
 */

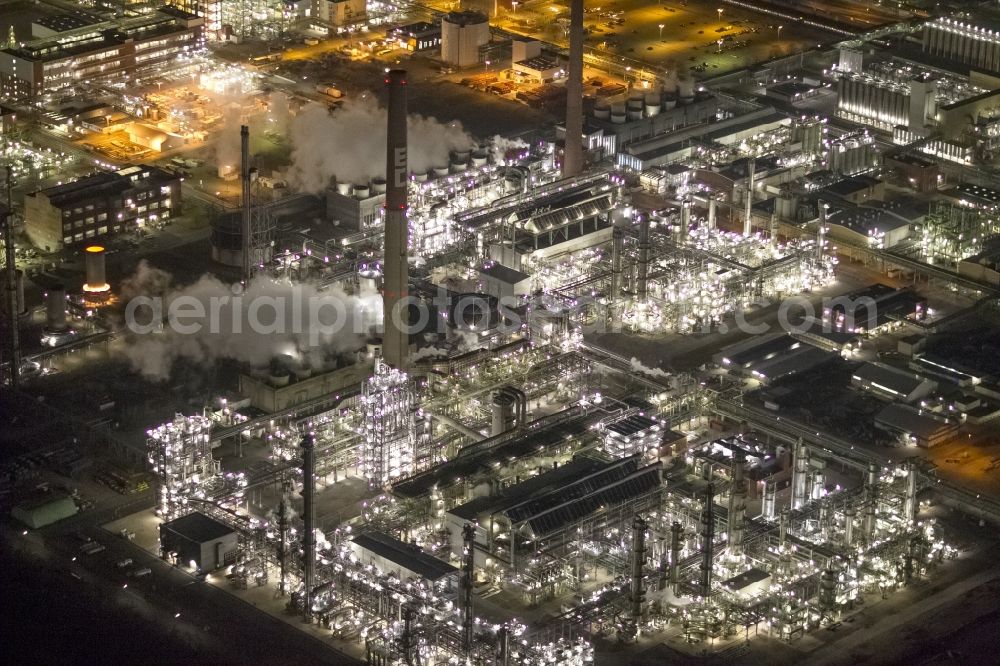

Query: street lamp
left=512, top=1, right=518, bottom=16
left=717, top=8, right=723, bottom=21
left=659, top=24, right=665, bottom=40
left=777, top=25, right=784, bottom=39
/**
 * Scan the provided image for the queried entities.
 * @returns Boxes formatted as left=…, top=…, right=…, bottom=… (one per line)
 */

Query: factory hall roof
left=502, top=455, right=662, bottom=538
left=392, top=409, right=602, bottom=498
left=162, top=512, right=235, bottom=543
left=32, top=165, right=176, bottom=208
left=352, top=531, right=459, bottom=581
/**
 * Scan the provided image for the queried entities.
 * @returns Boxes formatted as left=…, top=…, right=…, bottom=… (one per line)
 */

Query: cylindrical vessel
left=491, top=390, right=516, bottom=436
left=46, top=284, right=68, bottom=332
left=84, top=245, right=109, bottom=294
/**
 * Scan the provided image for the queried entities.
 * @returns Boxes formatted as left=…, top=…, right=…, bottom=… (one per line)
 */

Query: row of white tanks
left=594, top=82, right=698, bottom=124
left=333, top=149, right=493, bottom=200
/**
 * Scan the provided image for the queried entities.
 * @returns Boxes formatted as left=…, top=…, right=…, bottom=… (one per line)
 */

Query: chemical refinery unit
left=7, top=1, right=1000, bottom=664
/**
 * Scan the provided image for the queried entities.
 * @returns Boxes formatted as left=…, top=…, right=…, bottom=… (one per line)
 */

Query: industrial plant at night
left=4, top=0, right=1000, bottom=664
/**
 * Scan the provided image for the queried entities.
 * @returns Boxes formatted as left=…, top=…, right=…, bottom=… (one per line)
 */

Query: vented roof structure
left=503, top=455, right=662, bottom=539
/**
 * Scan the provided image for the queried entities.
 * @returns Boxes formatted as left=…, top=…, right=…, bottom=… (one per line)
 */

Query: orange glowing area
left=85, top=245, right=105, bottom=253
left=83, top=282, right=111, bottom=293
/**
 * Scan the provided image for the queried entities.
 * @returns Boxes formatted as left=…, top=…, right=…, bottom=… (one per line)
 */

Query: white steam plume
left=286, top=96, right=474, bottom=192
left=117, top=261, right=381, bottom=381
left=489, top=135, right=529, bottom=164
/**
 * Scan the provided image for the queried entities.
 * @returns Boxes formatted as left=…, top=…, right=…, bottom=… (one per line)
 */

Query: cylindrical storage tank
left=451, top=149, right=471, bottom=163
left=433, top=166, right=450, bottom=178
left=644, top=93, right=661, bottom=117
left=293, top=365, right=313, bottom=381
left=366, top=338, right=383, bottom=358
left=627, top=108, right=642, bottom=121
left=450, top=161, right=468, bottom=174
left=353, top=184, right=370, bottom=199
left=371, top=177, right=387, bottom=195
left=593, top=104, right=611, bottom=119
left=412, top=171, right=428, bottom=182
left=491, top=390, right=517, bottom=436
left=678, top=78, right=695, bottom=103
left=627, top=94, right=643, bottom=110
left=269, top=355, right=293, bottom=387
left=46, top=285, right=68, bottom=332
left=358, top=267, right=381, bottom=293
left=449, top=292, right=499, bottom=330
left=470, top=150, right=488, bottom=167
left=83, top=245, right=110, bottom=294
left=610, top=111, right=627, bottom=124
left=335, top=181, right=352, bottom=196
left=663, top=95, right=677, bottom=109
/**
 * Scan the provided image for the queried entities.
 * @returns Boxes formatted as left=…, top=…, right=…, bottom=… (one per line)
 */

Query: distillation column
left=669, top=521, right=683, bottom=595
left=610, top=225, right=624, bottom=303
left=629, top=515, right=647, bottom=638
left=817, top=200, right=828, bottom=261
left=637, top=214, right=650, bottom=303
left=462, top=522, right=475, bottom=654
left=383, top=69, right=410, bottom=370
left=727, top=449, right=747, bottom=559
left=679, top=199, right=690, bottom=241
left=862, top=462, right=878, bottom=544
left=791, top=438, right=809, bottom=510
left=301, top=434, right=316, bottom=620
left=763, top=480, right=776, bottom=521
left=743, top=157, right=756, bottom=236
left=707, top=197, right=717, bottom=231
left=904, top=459, right=918, bottom=524
left=699, top=484, right=715, bottom=599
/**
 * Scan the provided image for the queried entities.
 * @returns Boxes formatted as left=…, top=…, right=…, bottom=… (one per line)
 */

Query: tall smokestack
left=240, top=125, right=252, bottom=285
left=743, top=157, right=755, bottom=236
left=300, top=434, right=316, bottom=620
left=707, top=197, right=717, bottom=231
left=562, top=0, right=584, bottom=177
left=383, top=70, right=409, bottom=370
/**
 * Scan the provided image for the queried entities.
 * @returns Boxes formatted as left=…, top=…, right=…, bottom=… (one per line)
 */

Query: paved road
left=5, top=500, right=361, bottom=664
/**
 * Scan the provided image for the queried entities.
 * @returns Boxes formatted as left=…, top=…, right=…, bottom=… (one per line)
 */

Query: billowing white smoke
left=118, top=261, right=381, bottom=381
left=267, top=91, right=290, bottom=135
left=409, top=330, right=483, bottom=362
left=214, top=104, right=244, bottom=175
left=286, top=96, right=474, bottom=192
left=629, top=357, right=670, bottom=379
left=489, top=135, right=529, bottom=164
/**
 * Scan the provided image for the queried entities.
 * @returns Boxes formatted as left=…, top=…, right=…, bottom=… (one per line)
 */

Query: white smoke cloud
left=629, top=357, right=671, bottom=379
left=117, top=261, right=381, bottom=381
left=286, top=96, right=475, bottom=192
left=489, top=135, right=529, bottom=164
